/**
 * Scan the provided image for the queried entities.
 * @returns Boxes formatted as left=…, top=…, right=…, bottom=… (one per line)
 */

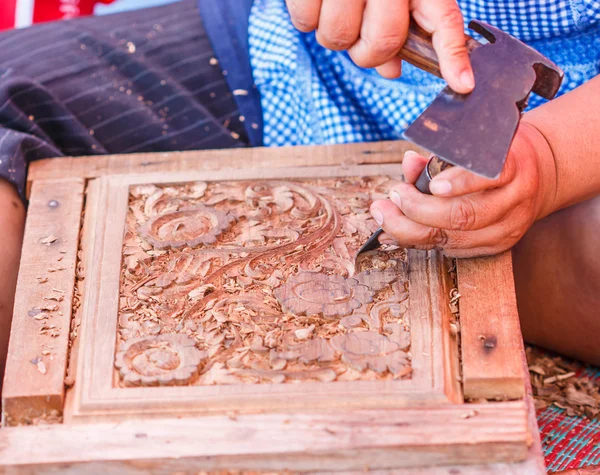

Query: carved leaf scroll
left=117, top=177, right=411, bottom=388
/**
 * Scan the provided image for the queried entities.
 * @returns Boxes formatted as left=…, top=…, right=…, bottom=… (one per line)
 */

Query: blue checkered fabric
left=249, top=0, right=600, bottom=147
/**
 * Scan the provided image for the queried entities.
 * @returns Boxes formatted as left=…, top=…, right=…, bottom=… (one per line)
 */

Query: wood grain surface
left=27, top=141, right=425, bottom=194
left=0, top=403, right=529, bottom=472
left=2, top=179, right=85, bottom=425
left=457, top=251, right=525, bottom=400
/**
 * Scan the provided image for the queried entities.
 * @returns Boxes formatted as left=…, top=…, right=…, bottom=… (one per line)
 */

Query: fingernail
left=430, top=180, right=452, bottom=195
left=460, top=69, right=475, bottom=90
left=371, top=208, right=384, bottom=226
left=390, top=191, right=402, bottom=208
left=403, top=150, right=420, bottom=160
left=380, top=239, right=398, bottom=245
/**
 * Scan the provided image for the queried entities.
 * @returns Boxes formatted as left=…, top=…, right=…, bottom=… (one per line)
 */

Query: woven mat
left=528, top=347, right=600, bottom=472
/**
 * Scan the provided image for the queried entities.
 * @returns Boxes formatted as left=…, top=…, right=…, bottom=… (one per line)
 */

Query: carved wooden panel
left=66, top=165, right=461, bottom=422
left=118, top=177, right=411, bottom=388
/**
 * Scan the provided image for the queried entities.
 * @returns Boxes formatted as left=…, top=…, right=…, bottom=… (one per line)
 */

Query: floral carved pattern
left=274, top=272, right=374, bottom=318
left=115, top=335, right=205, bottom=386
left=117, top=177, right=411, bottom=387
left=138, top=205, right=235, bottom=249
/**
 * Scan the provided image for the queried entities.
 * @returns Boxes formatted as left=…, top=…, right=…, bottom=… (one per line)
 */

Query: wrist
left=518, top=119, right=558, bottom=220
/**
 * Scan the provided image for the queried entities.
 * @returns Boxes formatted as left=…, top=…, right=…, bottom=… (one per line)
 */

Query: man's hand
left=369, top=122, right=558, bottom=258
left=285, top=0, right=474, bottom=93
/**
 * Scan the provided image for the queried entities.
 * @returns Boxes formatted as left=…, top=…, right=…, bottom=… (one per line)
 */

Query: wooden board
left=2, top=179, right=85, bottom=426
left=2, top=142, right=537, bottom=473
left=0, top=403, right=529, bottom=473
left=0, top=346, right=543, bottom=474
left=25, top=141, right=423, bottom=193
left=457, top=253, right=525, bottom=400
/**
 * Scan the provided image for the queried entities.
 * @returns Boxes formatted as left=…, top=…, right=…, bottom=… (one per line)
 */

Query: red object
left=0, top=0, right=19, bottom=31
left=1, top=0, right=116, bottom=31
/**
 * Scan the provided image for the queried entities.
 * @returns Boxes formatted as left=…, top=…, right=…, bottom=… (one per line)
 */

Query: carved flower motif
left=139, top=205, right=235, bottom=249
left=331, top=331, right=409, bottom=375
left=274, top=272, right=374, bottom=318
left=115, top=335, right=205, bottom=386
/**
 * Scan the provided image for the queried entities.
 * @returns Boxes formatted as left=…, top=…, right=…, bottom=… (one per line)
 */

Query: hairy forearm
left=523, top=75, right=600, bottom=218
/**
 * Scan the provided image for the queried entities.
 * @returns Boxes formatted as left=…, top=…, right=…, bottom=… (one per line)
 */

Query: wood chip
left=44, top=295, right=64, bottom=302
left=37, top=360, right=47, bottom=375
left=40, top=235, right=57, bottom=245
left=528, top=365, right=546, bottom=376
left=460, top=410, right=478, bottom=419
left=544, top=372, right=576, bottom=385
left=294, top=325, right=315, bottom=340
left=566, top=386, right=598, bottom=407
left=40, top=304, right=59, bottom=312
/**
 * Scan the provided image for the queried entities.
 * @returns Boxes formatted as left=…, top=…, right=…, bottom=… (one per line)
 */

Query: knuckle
left=425, top=227, right=450, bottom=247
left=443, top=41, right=468, bottom=59
left=317, top=27, right=357, bottom=50
left=292, top=16, right=318, bottom=32
left=364, top=33, right=406, bottom=61
left=449, top=200, right=477, bottom=230
left=438, top=8, right=465, bottom=31
left=506, top=225, right=526, bottom=244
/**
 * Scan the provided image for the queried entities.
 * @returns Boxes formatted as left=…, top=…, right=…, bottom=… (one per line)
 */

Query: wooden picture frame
left=1, top=141, right=543, bottom=474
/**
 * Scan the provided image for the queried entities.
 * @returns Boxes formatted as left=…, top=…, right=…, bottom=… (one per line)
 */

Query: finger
left=371, top=199, right=445, bottom=250
left=389, top=181, right=516, bottom=231
left=286, top=0, right=322, bottom=32
left=378, top=230, right=509, bottom=258
left=402, top=151, right=429, bottom=184
left=347, top=0, right=410, bottom=69
left=316, top=0, right=365, bottom=50
left=428, top=154, right=516, bottom=197
left=371, top=199, right=521, bottom=253
left=411, top=0, right=473, bottom=94
left=375, top=57, right=403, bottom=79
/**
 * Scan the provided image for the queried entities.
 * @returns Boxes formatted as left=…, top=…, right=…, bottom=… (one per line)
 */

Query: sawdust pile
left=527, top=346, right=600, bottom=419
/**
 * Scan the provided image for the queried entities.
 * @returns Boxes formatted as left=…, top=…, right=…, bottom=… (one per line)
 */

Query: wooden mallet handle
left=398, top=20, right=480, bottom=78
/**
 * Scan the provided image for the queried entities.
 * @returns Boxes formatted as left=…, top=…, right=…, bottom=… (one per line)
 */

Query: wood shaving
left=44, top=295, right=64, bottom=302
left=40, top=235, right=57, bottom=245
left=37, top=360, right=47, bottom=375
left=527, top=346, right=600, bottom=419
